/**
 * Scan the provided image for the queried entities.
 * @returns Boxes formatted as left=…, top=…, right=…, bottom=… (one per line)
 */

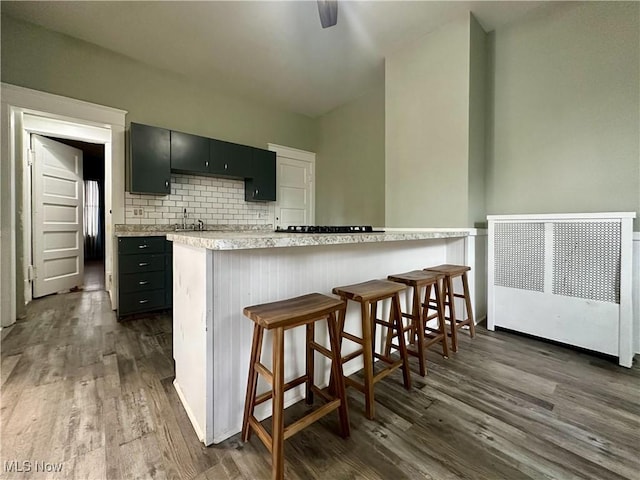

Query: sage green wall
left=486, top=2, right=640, bottom=227
left=0, top=14, right=317, bottom=151
left=468, top=15, right=487, bottom=228
left=316, top=84, right=385, bottom=225
left=385, top=15, right=471, bottom=227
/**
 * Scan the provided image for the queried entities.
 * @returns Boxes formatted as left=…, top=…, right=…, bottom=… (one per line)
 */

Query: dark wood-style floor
left=83, top=261, right=105, bottom=292
left=1, top=289, right=639, bottom=479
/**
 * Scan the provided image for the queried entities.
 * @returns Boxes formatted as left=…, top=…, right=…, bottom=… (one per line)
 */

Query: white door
left=273, top=156, right=314, bottom=229
left=32, top=135, right=84, bottom=298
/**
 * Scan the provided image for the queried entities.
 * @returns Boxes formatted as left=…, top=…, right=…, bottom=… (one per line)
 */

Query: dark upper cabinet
left=130, top=122, right=276, bottom=201
left=171, top=131, right=210, bottom=175
left=210, top=139, right=252, bottom=178
left=245, top=148, right=276, bottom=202
left=129, top=123, right=171, bottom=195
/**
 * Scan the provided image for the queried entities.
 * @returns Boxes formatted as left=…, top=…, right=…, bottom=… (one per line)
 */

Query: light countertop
left=114, top=224, right=272, bottom=237
left=165, top=229, right=469, bottom=251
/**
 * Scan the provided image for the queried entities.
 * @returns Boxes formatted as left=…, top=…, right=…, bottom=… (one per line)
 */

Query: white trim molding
left=487, top=212, right=636, bottom=221
left=633, top=232, right=640, bottom=355
left=1, top=83, right=127, bottom=327
left=267, top=143, right=316, bottom=162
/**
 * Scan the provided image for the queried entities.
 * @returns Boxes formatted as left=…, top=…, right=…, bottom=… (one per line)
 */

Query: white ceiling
left=2, top=1, right=548, bottom=117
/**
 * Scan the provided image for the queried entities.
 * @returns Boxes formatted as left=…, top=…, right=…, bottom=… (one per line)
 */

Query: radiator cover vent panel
left=494, top=222, right=545, bottom=292
left=552, top=222, right=620, bottom=304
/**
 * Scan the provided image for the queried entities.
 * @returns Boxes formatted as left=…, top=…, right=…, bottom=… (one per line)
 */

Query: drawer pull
left=138, top=281, right=149, bottom=285
left=138, top=244, right=148, bottom=249
left=138, top=262, right=149, bottom=267
left=138, top=299, right=149, bottom=304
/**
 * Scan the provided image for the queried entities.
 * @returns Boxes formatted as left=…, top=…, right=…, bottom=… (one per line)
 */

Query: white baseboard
left=173, top=379, right=205, bottom=443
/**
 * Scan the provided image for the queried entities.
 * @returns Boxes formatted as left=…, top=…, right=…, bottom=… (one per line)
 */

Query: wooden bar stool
left=242, top=293, right=350, bottom=480
left=331, top=280, right=411, bottom=420
left=424, top=264, right=475, bottom=352
left=386, top=270, right=449, bottom=376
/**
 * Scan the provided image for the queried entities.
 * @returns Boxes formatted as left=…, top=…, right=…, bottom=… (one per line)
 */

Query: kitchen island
left=166, top=228, right=486, bottom=445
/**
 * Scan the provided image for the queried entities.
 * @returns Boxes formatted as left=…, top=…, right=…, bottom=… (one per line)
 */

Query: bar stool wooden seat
left=424, top=264, right=475, bottom=352
left=242, top=293, right=350, bottom=480
left=331, top=279, right=411, bottom=420
left=387, top=270, right=449, bottom=376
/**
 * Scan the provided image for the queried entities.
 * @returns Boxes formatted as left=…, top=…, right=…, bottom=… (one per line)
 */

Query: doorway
left=39, top=136, right=107, bottom=294
left=0, top=83, right=127, bottom=327
left=268, top=144, right=316, bottom=229
left=22, top=117, right=113, bottom=305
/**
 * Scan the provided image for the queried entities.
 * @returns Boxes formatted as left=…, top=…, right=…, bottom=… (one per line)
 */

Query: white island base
left=170, top=232, right=483, bottom=445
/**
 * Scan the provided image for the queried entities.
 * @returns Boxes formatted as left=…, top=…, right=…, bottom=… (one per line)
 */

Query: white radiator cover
left=487, top=213, right=636, bottom=367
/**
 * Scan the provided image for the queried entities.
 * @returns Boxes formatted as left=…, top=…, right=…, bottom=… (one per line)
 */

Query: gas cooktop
left=275, top=225, right=384, bottom=234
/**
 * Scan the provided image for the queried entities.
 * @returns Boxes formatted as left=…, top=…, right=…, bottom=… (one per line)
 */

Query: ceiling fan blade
left=317, top=0, right=338, bottom=28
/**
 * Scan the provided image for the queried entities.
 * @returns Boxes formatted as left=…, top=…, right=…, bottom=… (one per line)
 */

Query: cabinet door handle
left=224, top=163, right=228, bottom=170
left=165, top=180, right=169, bottom=188
left=138, top=244, right=148, bottom=249
left=138, top=280, right=149, bottom=285
left=254, top=189, right=259, bottom=197
left=138, top=299, right=149, bottom=304
left=205, top=161, right=209, bottom=167
left=138, top=262, right=149, bottom=267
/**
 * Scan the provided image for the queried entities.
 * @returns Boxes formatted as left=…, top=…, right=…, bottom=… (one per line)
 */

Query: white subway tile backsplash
left=125, top=173, right=270, bottom=226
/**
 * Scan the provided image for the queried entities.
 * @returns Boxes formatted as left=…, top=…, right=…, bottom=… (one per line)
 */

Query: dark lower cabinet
left=245, top=148, right=276, bottom=201
left=165, top=251, right=173, bottom=307
left=129, top=123, right=171, bottom=195
left=118, top=236, right=172, bottom=318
